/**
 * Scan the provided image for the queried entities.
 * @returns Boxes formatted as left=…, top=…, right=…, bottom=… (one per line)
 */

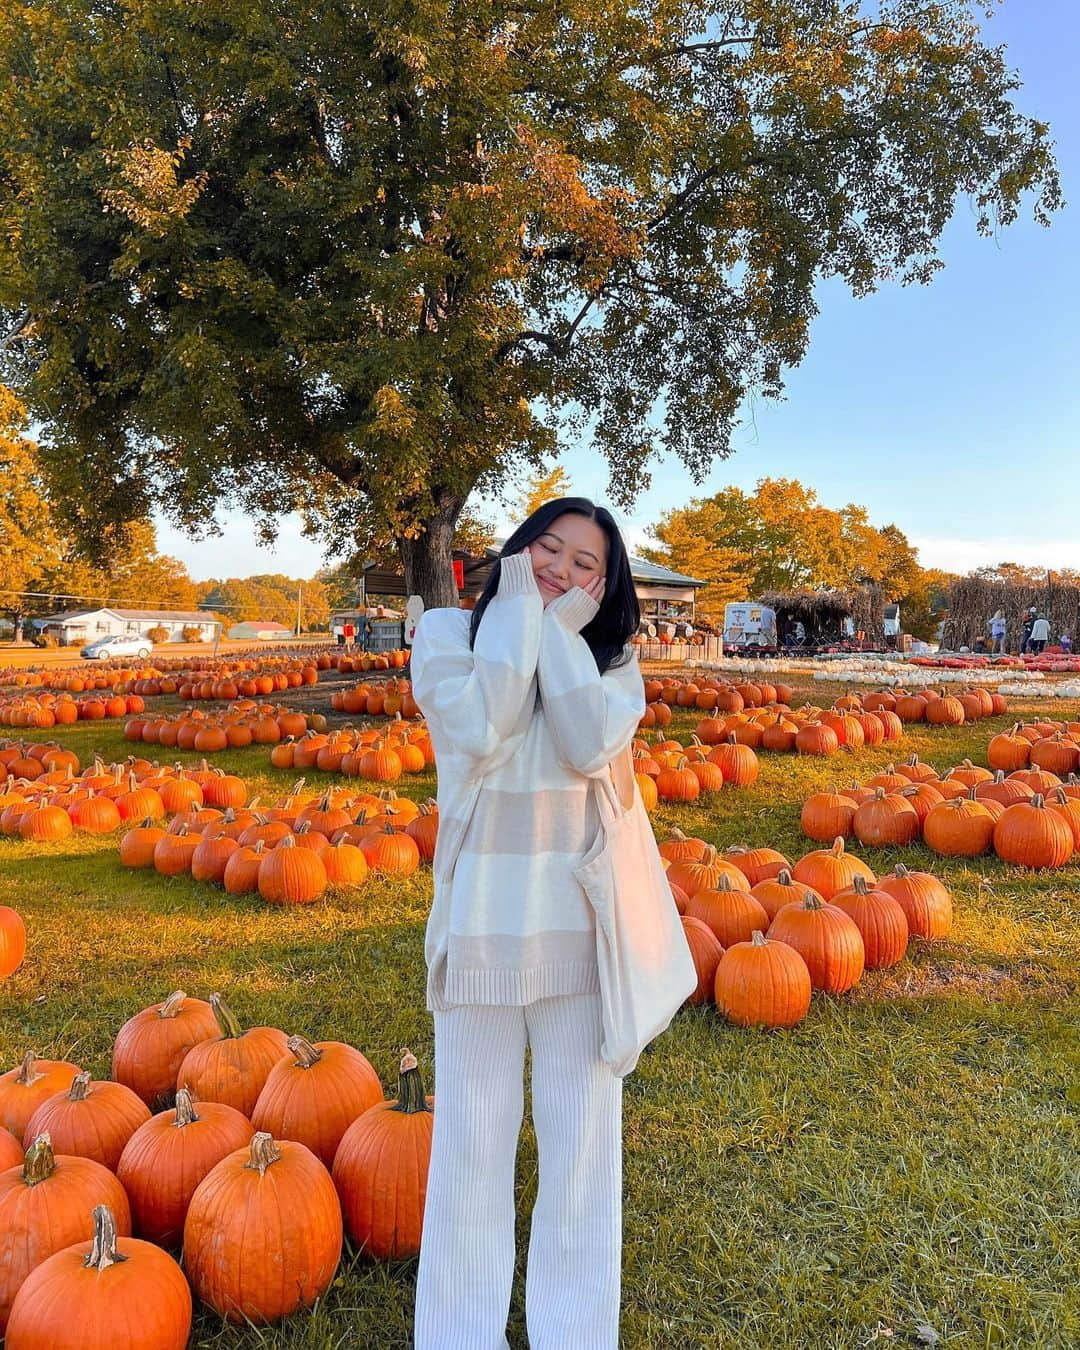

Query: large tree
left=0, top=387, right=59, bottom=639
left=0, top=1, right=1060, bottom=605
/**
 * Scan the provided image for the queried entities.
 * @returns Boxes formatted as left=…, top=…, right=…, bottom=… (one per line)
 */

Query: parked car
left=80, top=634, right=153, bottom=660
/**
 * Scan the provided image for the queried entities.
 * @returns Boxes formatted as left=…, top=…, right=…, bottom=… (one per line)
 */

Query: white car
left=80, top=634, right=153, bottom=661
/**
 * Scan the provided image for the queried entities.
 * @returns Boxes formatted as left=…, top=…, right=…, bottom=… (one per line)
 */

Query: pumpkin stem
left=84, top=1205, right=128, bottom=1270
left=831, top=837, right=846, bottom=855
left=852, top=875, right=870, bottom=896
left=210, top=993, right=243, bottom=1039
left=775, top=869, right=794, bottom=885
left=802, top=893, right=825, bottom=910
left=13, top=1049, right=42, bottom=1087
left=750, top=930, right=768, bottom=947
left=893, top=863, right=909, bottom=877
left=717, top=875, right=733, bottom=891
left=245, top=1131, right=283, bottom=1175
left=22, top=1133, right=57, bottom=1185
left=68, top=1070, right=92, bottom=1101
left=173, top=1087, right=200, bottom=1127
left=159, top=990, right=187, bottom=1019
left=393, top=1048, right=433, bottom=1115
left=287, top=1035, right=323, bottom=1068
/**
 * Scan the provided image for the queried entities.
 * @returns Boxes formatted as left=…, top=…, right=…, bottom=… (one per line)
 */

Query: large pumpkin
left=830, top=875, right=909, bottom=970
left=4, top=1204, right=190, bottom=1350
left=800, top=789, right=856, bottom=842
left=184, top=1132, right=342, bottom=1323
left=750, top=869, right=823, bottom=925
left=251, top=1036, right=383, bottom=1168
left=679, top=917, right=724, bottom=1004
left=713, top=931, right=812, bottom=1029
left=257, top=835, right=328, bottom=904
left=767, top=894, right=865, bottom=994
left=993, top=794, right=1074, bottom=869
left=876, top=864, right=953, bottom=940
left=175, top=994, right=289, bottom=1117
left=791, top=837, right=875, bottom=902
left=685, top=876, right=770, bottom=950
left=852, top=788, right=921, bottom=847
left=721, top=844, right=789, bottom=886
left=116, top=1088, right=254, bottom=1248
left=0, top=1136, right=132, bottom=1334
left=0, top=1054, right=81, bottom=1139
left=0, top=906, right=26, bottom=979
left=22, top=1073, right=151, bottom=1173
left=111, top=992, right=218, bottom=1111
left=923, top=796, right=995, bottom=857
left=332, top=1049, right=435, bottom=1259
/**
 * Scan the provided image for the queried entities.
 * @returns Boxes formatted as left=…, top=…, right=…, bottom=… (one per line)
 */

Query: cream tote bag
left=574, top=746, right=697, bottom=1077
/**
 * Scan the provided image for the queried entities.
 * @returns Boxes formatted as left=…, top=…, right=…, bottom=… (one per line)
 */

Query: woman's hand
left=583, top=574, right=605, bottom=605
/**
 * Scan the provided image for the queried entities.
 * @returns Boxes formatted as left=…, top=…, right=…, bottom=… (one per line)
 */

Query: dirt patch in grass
left=853, top=955, right=1074, bottom=1004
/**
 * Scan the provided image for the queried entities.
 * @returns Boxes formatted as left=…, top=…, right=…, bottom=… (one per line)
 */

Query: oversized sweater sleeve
left=537, top=587, right=646, bottom=776
left=410, top=552, right=543, bottom=772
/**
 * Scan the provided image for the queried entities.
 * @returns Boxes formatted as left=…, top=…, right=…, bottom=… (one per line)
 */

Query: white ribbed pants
left=414, top=992, right=622, bottom=1349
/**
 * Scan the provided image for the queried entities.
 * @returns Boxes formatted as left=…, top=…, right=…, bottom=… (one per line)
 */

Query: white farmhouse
left=35, top=608, right=221, bottom=644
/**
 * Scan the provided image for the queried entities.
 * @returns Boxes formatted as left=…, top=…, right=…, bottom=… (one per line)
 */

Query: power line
left=0, top=587, right=246, bottom=612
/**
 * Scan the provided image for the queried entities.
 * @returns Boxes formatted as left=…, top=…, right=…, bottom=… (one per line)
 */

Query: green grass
left=1, top=687, right=1078, bottom=1348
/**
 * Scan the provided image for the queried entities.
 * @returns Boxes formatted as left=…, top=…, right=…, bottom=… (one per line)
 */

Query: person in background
left=334, top=623, right=345, bottom=649
left=1061, top=632, right=1072, bottom=654
left=343, top=620, right=356, bottom=651
left=1029, top=613, right=1051, bottom=655
left=989, top=610, right=1007, bottom=654
left=1020, top=607, right=1036, bottom=655
left=361, top=617, right=374, bottom=651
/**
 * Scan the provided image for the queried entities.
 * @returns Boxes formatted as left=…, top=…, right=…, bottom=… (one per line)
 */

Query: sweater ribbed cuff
left=496, top=551, right=538, bottom=598
left=548, top=586, right=600, bottom=633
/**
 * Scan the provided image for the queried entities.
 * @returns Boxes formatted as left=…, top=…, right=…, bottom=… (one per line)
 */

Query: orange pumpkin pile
left=269, top=717, right=434, bottom=778
left=126, top=702, right=322, bottom=752
left=801, top=752, right=1078, bottom=870
left=0, top=1000, right=433, bottom=1333
left=0, top=755, right=236, bottom=844
left=120, top=779, right=435, bottom=901
left=833, top=684, right=1008, bottom=728
left=671, top=830, right=955, bottom=1027
left=0, top=691, right=147, bottom=728
left=330, top=676, right=420, bottom=718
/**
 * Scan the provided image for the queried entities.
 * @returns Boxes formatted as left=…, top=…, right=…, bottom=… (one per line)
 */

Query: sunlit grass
left=1, top=685, right=1077, bottom=1346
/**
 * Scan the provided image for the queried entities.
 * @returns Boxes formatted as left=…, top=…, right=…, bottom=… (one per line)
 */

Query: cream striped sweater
left=411, top=552, right=646, bottom=1010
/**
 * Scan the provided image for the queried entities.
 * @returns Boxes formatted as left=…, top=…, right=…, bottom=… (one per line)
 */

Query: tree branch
left=2, top=308, right=32, bottom=349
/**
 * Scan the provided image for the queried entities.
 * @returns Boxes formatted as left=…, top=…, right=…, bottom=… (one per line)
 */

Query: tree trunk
left=398, top=493, right=466, bottom=609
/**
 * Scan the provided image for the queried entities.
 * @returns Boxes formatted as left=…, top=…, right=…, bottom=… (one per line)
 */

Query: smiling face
left=526, top=512, right=608, bottom=605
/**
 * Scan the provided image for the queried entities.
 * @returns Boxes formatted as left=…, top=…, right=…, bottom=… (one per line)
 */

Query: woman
left=411, top=498, right=645, bottom=1349
left=989, top=610, right=1006, bottom=655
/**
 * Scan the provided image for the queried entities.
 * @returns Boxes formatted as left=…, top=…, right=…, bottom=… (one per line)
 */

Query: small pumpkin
left=800, top=788, right=856, bottom=842
left=0, top=906, right=27, bottom=979
left=791, top=837, right=875, bottom=902
left=333, top=1049, right=435, bottom=1259
left=750, top=869, right=823, bottom=925
left=257, top=835, right=328, bottom=905
left=852, top=788, right=921, bottom=847
left=685, top=875, right=769, bottom=950
left=993, top=794, right=1074, bottom=870
left=679, top=917, right=724, bottom=1004
left=0, top=1054, right=81, bottom=1139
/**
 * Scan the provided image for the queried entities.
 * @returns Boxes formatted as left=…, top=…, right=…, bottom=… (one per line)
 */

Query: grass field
left=1, top=683, right=1077, bottom=1348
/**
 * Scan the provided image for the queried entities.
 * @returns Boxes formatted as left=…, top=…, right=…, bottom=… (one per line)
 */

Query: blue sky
left=159, top=0, right=1077, bottom=580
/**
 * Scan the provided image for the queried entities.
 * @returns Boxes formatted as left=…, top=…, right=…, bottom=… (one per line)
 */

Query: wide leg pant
left=414, top=992, right=622, bottom=1349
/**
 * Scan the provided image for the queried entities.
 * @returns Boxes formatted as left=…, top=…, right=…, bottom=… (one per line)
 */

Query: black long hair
left=469, top=498, right=639, bottom=675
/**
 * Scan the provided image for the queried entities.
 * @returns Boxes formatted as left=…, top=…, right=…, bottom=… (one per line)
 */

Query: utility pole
left=295, top=586, right=303, bottom=638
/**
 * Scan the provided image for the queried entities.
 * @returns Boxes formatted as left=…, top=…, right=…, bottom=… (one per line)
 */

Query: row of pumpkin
left=801, top=751, right=1080, bottom=869
left=0, top=994, right=433, bottom=1343
left=123, top=703, right=321, bottom=750
left=662, top=833, right=952, bottom=1031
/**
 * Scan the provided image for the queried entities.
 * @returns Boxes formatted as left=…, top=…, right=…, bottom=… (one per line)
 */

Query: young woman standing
left=411, top=498, right=646, bottom=1349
